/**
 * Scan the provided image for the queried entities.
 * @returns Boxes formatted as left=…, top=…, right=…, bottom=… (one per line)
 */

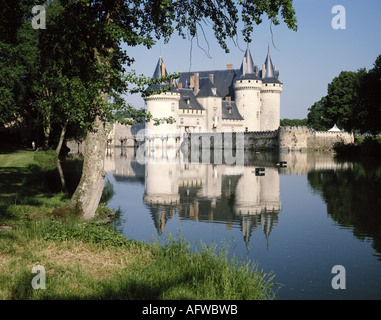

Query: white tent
left=328, top=124, right=341, bottom=132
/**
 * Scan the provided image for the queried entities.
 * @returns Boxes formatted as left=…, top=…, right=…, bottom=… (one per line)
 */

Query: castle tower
left=144, top=56, right=181, bottom=147
left=233, top=45, right=262, bottom=132
left=260, top=48, right=283, bottom=131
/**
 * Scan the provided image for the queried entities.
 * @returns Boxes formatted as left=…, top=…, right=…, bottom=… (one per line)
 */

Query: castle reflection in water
left=104, top=147, right=352, bottom=247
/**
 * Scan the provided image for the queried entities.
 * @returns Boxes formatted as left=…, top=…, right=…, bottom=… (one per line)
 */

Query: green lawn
left=0, top=149, right=69, bottom=225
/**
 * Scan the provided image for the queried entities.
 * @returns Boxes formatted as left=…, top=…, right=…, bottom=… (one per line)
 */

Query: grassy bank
left=0, top=148, right=279, bottom=300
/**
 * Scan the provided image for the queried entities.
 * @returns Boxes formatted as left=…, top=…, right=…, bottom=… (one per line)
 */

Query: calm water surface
left=104, top=148, right=381, bottom=300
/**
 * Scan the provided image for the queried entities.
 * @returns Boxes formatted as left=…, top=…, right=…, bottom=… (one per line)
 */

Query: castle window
left=197, top=119, right=199, bottom=125
left=180, top=118, right=184, bottom=124
left=245, top=127, right=248, bottom=132
left=273, top=84, right=276, bottom=86
left=171, top=103, right=175, bottom=112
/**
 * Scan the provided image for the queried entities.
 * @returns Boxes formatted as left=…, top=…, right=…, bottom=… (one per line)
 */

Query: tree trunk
left=56, top=116, right=69, bottom=156
left=66, top=1, right=122, bottom=219
left=67, top=115, right=107, bottom=219
left=43, top=113, right=51, bottom=149
left=56, top=159, right=68, bottom=194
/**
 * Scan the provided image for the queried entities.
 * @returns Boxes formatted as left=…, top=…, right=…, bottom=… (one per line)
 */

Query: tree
left=356, top=54, right=381, bottom=135
left=36, top=0, right=298, bottom=219
left=325, top=70, right=365, bottom=132
left=307, top=55, right=381, bottom=135
left=307, top=96, right=331, bottom=131
left=0, top=0, right=40, bottom=131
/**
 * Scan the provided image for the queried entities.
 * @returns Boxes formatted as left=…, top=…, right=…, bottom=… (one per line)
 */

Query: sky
left=121, top=0, right=381, bottom=119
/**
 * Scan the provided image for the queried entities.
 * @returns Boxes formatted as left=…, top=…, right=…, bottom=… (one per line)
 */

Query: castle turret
left=260, top=48, right=283, bottom=131
left=144, top=56, right=181, bottom=147
left=233, top=45, right=262, bottom=132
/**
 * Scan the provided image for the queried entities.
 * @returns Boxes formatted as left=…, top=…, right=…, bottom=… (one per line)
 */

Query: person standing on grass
left=32, top=141, right=35, bottom=151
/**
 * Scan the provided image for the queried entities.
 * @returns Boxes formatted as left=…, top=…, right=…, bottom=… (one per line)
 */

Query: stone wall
left=67, top=125, right=354, bottom=154
left=278, top=126, right=354, bottom=151
left=188, top=130, right=279, bottom=150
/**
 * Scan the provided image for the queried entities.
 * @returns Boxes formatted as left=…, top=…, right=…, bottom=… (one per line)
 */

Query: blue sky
left=122, top=0, right=381, bottom=119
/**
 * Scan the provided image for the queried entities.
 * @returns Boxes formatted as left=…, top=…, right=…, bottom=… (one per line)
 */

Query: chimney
left=161, top=61, right=166, bottom=77
left=190, top=75, right=194, bottom=88
left=209, top=73, right=214, bottom=85
left=262, top=64, right=266, bottom=78
left=226, top=63, right=233, bottom=70
left=194, top=72, right=199, bottom=95
left=178, top=82, right=183, bottom=89
left=225, top=96, right=231, bottom=103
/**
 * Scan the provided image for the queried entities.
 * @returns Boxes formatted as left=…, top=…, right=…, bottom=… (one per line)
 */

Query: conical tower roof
left=146, top=56, right=175, bottom=93
left=152, top=56, right=168, bottom=79
left=237, top=44, right=259, bottom=80
left=262, top=47, right=281, bottom=83
left=264, top=47, right=275, bottom=79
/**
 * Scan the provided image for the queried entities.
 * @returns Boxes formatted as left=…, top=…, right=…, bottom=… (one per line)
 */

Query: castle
left=102, top=44, right=353, bottom=151
left=144, top=44, right=282, bottom=141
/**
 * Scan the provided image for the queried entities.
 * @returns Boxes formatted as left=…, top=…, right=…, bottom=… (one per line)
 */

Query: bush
left=333, top=137, right=381, bottom=157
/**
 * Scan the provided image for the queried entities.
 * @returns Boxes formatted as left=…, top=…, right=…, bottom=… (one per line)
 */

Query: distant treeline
left=280, top=118, right=309, bottom=127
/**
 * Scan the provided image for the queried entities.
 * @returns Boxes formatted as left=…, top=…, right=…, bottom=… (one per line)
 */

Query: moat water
left=102, top=148, right=381, bottom=300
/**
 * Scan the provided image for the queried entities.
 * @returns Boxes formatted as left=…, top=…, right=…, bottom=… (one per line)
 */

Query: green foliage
left=325, top=70, right=364, bottom=132
left=0, top=2, right=39, bottom=125
left=307, top=96, right=332, bottom=131
left=356, top=55, right=381, bottom=135
left=280, top=118, right=308, bottom=127
left=333, top=136, right=381, bottom=157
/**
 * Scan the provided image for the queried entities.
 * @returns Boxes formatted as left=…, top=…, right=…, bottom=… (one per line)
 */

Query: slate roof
left=178, top=88, right=204, bottom=110
left=221, top=101, right=244, bottom=121
left=179, top=69, right=240, bottom=100
left=196, top=78, right=222, bottom=98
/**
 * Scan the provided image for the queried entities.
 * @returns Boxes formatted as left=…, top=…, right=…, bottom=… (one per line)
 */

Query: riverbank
left=0, top=148, right=278, bottom=300
left=333, top=136, right=381, bottom=158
